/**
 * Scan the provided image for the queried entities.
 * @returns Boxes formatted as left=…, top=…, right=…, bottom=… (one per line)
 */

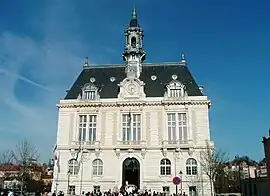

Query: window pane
left=161, top=167, right=165, bottom=175
left=166, top=166, right=171, bottom=175
left=79, top=115, right=87, bottom=141
left=167, top=114, right=176, bottom=141
left=166, top=159, right=170, bottom=165
left=93, top=166, right=97, bottom=175
left=89, top=115, right=97, bottom=141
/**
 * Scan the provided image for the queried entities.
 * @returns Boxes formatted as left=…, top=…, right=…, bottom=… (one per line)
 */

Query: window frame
left=78, top=114, right=97, bottom=142
left=68, top=159, right=79, bottom=175
left=92, top=159, right=103, bottom=176
left=160, top=158, right=171, bottom=176
left=166, top=81, right=185, bottom=98
left=122, top=113, right=142, bottom=141
left=186, top=158, right=198, bottom=175
left=166, top=112, right=188, bottom=142
left=82, top=83, right=98, bottom=100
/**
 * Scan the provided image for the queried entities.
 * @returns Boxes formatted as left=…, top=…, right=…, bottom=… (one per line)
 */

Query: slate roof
left=64, top=62, right=203, bottom=99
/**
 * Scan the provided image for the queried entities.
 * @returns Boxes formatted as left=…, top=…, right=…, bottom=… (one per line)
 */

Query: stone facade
left=52, top=97, right=213, bottom=195
left=52, top=8, right=213, bottom=196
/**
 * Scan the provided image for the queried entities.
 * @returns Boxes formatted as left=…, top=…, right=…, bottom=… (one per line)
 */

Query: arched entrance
left=122, top=157, right=140, bottom=188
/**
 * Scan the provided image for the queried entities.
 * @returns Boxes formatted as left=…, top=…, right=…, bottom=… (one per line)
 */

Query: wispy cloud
left=0, top=1, right=92, bottom=161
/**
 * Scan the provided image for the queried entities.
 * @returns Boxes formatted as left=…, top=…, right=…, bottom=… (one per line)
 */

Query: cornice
left=57, top=100, right=211, bottom=109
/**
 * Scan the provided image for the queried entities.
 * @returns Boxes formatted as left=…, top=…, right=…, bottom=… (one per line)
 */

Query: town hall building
left=52, top=9, right=213, bottom=196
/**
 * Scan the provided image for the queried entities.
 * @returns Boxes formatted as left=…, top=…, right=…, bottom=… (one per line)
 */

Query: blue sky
left=0, top=0, right=269, bottom=162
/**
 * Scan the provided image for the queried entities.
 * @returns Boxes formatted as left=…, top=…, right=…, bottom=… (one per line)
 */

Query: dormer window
left=170, top=88, right=181, bottom=97
left=166, top=81, right=185, bottom=98
left=85, top=90, right=96, bottom=100
left=81, top=83, right=99, bottom=100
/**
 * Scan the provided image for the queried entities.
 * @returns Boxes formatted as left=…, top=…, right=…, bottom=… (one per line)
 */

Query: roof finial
left=83, top=57, right=89, bottom=67
left=181, top=52, right=186, bottom=64
left=132, top=7, right=137, bottom=19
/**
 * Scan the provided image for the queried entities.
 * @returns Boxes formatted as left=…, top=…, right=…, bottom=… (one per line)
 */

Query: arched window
left=131, top=37, right=136, bottom=48
left=92, top=159, right=103, bottom=176
left=68, top=159, right=79, bottom=175
left=160, top=158, right=171, bottom=175
left=186, top=158, right=197, bottom=175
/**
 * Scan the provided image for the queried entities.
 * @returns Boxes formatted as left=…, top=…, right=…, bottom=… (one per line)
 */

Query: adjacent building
left=52, top=9, right=213, bottom=196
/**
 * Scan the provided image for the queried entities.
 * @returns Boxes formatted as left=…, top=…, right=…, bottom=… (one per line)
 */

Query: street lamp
left=235, top=156, right=242, bottom=193
left=179, top=171, right=183, bottom=195
left=67, top=170, right=71, bottom=195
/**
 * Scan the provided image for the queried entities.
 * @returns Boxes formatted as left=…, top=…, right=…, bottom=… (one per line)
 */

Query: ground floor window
left=189, top=186, right=197, bottom=196
left=162, top=186, right=170, bottom=196
left=68, top=185, right=75, bottom=195
left=93, top=186, right=100, bottom=193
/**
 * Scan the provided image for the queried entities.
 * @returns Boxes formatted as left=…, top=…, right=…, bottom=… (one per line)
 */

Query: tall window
left=167, top=113, right=187, bottom=142
left=122, top=114, right=141, bottom=141
left=68, top=159, right=79, bottom=175
left=92, top=159, right=103, bottom=176
left=160, top=158, right=171, bottom=175
left=78, top=115, right=97, bottom=142
left=186, top=158, right=197, bottom=175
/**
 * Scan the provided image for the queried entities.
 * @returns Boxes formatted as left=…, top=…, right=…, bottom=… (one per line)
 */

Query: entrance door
left=122, top=158, right=140, bottom=189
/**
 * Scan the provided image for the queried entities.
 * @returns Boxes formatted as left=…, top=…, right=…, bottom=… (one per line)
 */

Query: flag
left=53, top=144, right=57, bottom=161
left=56, top=151, right=60, bottom=173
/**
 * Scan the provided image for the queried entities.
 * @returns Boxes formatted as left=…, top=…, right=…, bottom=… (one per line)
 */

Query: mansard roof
left=64, top=62, right=203, bottom=99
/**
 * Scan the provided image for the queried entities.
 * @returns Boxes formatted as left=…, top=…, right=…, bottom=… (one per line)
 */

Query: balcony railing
left=116, top=140, right=147, bottom=149
left=162, top=140, right=193, bottom=148
left=72, top=140, right=100, bottom=149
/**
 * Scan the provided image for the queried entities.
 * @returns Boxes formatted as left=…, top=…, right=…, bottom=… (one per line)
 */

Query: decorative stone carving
left=95, top=148, right=101, bottom=157
left=115, top=149, right=120, bottom=158
left=164, top=80, right=186, bottom=99
left=141, top=149, right=146, bottom=158
left=118, top=77, right=146, bottom=100
left=127, top=148, right=135, bottom=154
left=175, top=148, right=182, bottom=159
left=162, top=148, right=167, bottom=157
left=188, top=148, right=195, bottom=156
left=70, top=149, right=77, bottom=158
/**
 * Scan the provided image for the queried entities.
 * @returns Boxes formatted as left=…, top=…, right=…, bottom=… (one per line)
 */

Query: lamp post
left=235, top=156, right=242, bottom=193
left=179, top=171, right=183, bottom=195
left=67, top=170, right=71, bottom=195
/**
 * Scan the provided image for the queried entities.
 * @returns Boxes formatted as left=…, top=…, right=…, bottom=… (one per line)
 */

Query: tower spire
left=122, top=8, right=146, bottom=78
left=132, top=7, right=137, bottom=19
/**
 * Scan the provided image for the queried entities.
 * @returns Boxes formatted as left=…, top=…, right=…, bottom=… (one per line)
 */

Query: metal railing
left=73, top=140, right=100, bottom=149
left=162, top=140, right=193, bottom=148
left=116, top=140, right=147, bottom=148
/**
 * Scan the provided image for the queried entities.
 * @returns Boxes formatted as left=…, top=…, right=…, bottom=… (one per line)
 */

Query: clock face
left=127, top=83, right=137, bottom=94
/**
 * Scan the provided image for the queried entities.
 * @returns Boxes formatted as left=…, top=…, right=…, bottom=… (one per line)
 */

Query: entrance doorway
left=122, top=157, right=140, bottom=189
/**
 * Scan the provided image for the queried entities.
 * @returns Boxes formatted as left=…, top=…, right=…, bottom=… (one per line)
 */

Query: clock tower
left=122, top=8, right=146, bottom=78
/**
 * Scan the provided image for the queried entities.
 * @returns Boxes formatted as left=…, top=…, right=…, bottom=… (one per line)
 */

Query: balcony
left=115, top=140, right=147, bottom=149
left=162, top=140, right=194, bottom=149
left=72, top=140, right=100, bottom=150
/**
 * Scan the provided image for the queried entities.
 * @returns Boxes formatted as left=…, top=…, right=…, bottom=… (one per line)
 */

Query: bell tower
left=122, top=8, right=146, bottom=78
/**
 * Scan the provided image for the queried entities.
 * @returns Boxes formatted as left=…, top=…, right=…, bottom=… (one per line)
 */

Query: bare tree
left=199, top=143, right=229, bottom=196
left=12, top=138, right=39, bottom=193
left=0, top=150, right=14, bottom=164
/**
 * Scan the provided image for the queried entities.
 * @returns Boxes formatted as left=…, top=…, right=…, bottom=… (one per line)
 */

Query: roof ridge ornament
left=83, top=57, right=89, bottom=67
left=181, top=53, right=186, bottom=65
left=132, top=7, right=137, bottom=19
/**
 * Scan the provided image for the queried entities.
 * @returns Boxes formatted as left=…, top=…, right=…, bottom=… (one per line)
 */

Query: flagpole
left=55, top=151, right=60, bottom=193
left=79, top=146, right=84, bottom=196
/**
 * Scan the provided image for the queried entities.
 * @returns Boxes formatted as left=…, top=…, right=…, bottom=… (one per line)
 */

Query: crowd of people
left=0, top=186, right=188, bottom=196
left=52, top=186, right=188, bottom=196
